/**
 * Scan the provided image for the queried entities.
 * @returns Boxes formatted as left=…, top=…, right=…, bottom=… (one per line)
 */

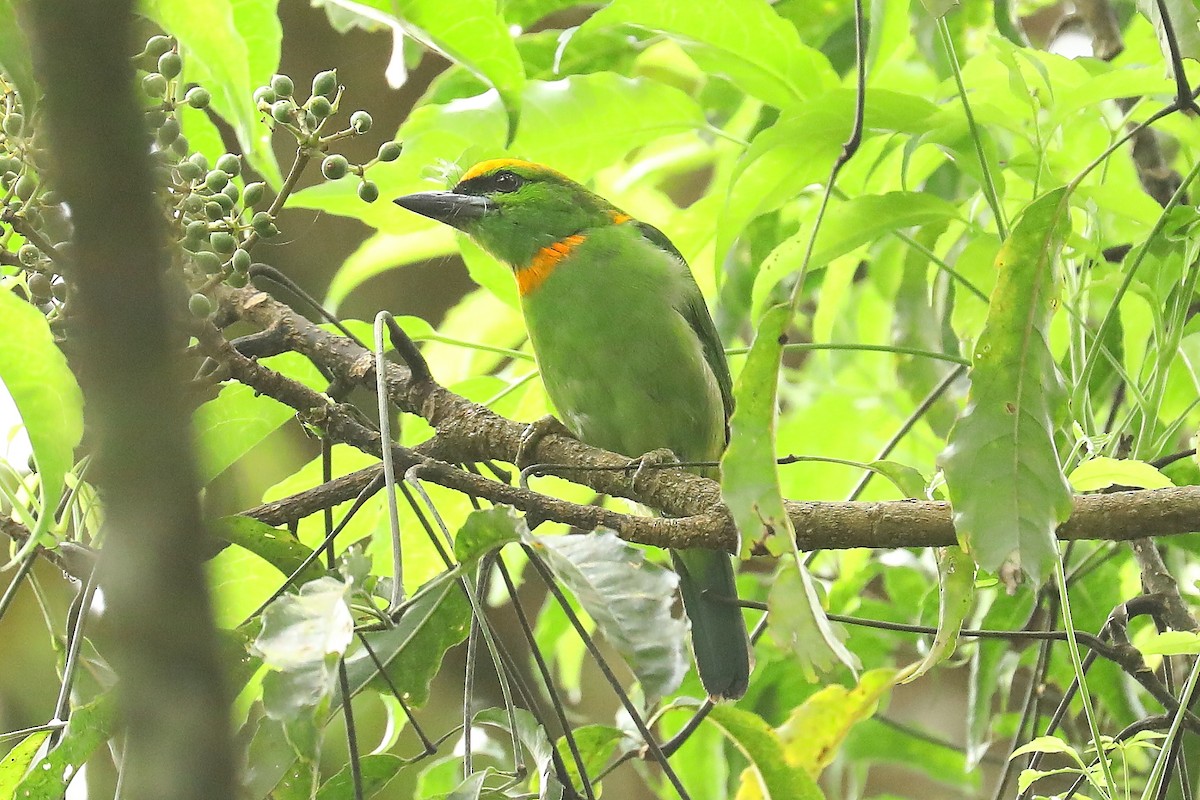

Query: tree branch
left=206, top=285, right=1200, bottom=554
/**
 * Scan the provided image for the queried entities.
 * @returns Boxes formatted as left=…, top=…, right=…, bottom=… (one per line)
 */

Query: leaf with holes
left=938, top=188, right=1073, bottom=583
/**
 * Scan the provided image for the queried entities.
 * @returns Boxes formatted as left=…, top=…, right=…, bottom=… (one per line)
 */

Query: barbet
left=395, top=159, right=752, bottom=701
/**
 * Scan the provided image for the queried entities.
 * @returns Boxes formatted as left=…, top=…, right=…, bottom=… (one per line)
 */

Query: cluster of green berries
left=252, top=69, right=399, bottom=204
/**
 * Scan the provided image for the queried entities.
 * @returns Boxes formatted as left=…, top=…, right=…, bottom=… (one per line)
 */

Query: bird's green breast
left=518, top=224, right=726, bottom=464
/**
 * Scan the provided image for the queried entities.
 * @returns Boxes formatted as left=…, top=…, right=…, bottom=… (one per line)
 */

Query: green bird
left=394, top=159, right=751, bottom=701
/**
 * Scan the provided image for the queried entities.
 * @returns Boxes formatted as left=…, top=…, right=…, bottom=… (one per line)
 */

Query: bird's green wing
left=634, top=221, right=735, bottom=424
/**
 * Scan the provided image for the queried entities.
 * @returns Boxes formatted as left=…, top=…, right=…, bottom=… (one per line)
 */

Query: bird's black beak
left=393, top=191, right=494, bottom=231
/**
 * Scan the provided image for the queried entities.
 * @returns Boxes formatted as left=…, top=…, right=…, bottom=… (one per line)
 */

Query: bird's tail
left=672, top=548, right=752, bottom=701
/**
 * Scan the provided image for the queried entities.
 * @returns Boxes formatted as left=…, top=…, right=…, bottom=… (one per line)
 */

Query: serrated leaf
left=938, top=188, right=1074, bottom=583
left=533, top=529, right=688, bottom=700
left=1068, top=456, right=1174, bottom=491
left=16, top=695, right=117, bottom=797
left=721, top=304, right=792, bottom=558
left=0, top=289, right=83, bottom=556
left=454, top=506, right=525, bottom=565
left=703, top=703, right=824, bottom=800
left=777, top=669, right=896, bottom=777
left=897, top=546, right=975, bottom=683
left=577, top=0, right=836, bottom=108
left=341, top=575, right=471, bottom=708
left=767, top=558, right=860, bottom=681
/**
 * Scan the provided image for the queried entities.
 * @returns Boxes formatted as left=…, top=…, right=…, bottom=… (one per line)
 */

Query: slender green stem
left=419, top=334, right=534, bottom=361
left=723, top=340, right=969, bottom=366
left=1054, top=556, right=1118, bottom=800
left=937, top=17, right=1008, bottom=239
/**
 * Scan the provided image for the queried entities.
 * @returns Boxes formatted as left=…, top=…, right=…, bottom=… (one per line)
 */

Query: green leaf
left=316, top=753, right=405, bottom=799
left=751, top=192, right=959, bottom=318
left=938, top=188, right=1074, bottom=583
left=1068, top=456, right=1174, bottom=492
left=341, top=574, right=471, bottom=708
left=897, top=546, right=975, bottom=683
left=141, top=0, right=283, bottom=186
left=1135, top=0, right=1200, bottom=75
left=1137, top=630, right=1200, bottom=656
left=454, top=506, right=525, bottom=564
left=767, top=557, right=860, bottom=681
left=16, top=695, right=117, bottom=797
left=0, top=730, right=51, bottom=793
left=719, top=90, right=939, bottom=268
left=555, top=725, right=628, bottom=794
left=843, top=716, right=978, bottom=789
left=193, top=351, right=324, bottom=483
left=721, top=304, right=792, bottom=558
left=0, top=288, right=84, bottom=544
left=577, top=0, right=836, bottom=108
left=324, top=223, right=458, bottom=312
left=254, top=576, right=354, bottom=673
left=213, top=516, right=325, bottom=584
left=0, top=1, right=37, bottom=114
left=315, top=0, right=524, bottom=119
left=532, top=529, right=688, bottom=700
left=703, top=703, right=825, bottom=800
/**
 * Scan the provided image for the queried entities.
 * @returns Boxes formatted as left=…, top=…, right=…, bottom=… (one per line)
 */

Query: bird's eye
left=491, top=171, right=523, bottom=193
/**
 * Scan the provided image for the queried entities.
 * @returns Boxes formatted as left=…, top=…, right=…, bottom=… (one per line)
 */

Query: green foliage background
left=2, top=0, right=1200, bottom=798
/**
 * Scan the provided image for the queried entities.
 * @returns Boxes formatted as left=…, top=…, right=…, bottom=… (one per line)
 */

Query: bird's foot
left=631, top=447, right=680, bottom=494
left=516, top=414, right=573, bottom=469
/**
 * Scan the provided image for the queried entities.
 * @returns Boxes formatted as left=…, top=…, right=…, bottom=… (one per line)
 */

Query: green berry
left=171, top=134, right=190, bottom=156
left=142, top=72, right=168, bottom=98
left=271, top=100, right=295, bottom=123
left=307, top=96, right=332, bottom=119
left=350, top=110, right=372, bottom=134
left=18, top=243, right=39, bottom=266
left=14, top=174, right=35, bottom=200
left=303, top=110, right=319, bottom=131
left=253, top=86, right=276, bottom=105
left=156, top=117, right=181, bottom=146
left=210, top=231, right=237, bottom=254
left=204, top=169, right=229, bottom=191
left=144, top=109, right=167, bottom=129
left=157, top=51, right=182, bottom=80
left=184, top=219, right=208, bottom=242
left=181, top=193, right=205, bottom=214
left=271, top=74, right=294, bottom=97
left=226, top=271, right=249, bottom=288
left=144, top=35, right=173, bottom=59
left=27, top=272, right=52, bottom=300
left=231, top=248, right=251, bottom=272
left=243, top=181, right=265, bottom=207
left=357, top=180, right=379, bottom=203
left=185, top=86, right=211, bottom=109
left=194, top=250, right=222, bottom=274
left=377, top=141, right=401, bottom=162
left=215, top=153, right=241, bottom=176
left=205, top=200, right=225, bottom=221
left=188, top=292, right=213, bottom=317
left=311, top=69, right=338, bottom=98
left=222, top=183, right=240, bottom=203
left=211, top=191, right=235, bottom=211
left=4, top=113, right=25, bottom=138
left=321, top=154, right=349, bottom=180
left=176, top=159, right=203, bottom=182
left=51, top=281, right=68, bottom=301
left=188, top=152, right=209, bottom=172
left=251, top=211, right=278, bottom=237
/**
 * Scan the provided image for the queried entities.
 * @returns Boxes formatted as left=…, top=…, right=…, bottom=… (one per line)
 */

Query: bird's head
left=393, top=159, right=626, bottom=269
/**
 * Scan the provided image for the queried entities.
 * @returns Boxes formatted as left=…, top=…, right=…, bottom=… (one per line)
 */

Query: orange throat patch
left=517, top=234, right=588, bottom=295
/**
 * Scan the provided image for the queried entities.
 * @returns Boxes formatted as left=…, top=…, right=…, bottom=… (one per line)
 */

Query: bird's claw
left=517, top=414, right=573, bottom=469
left=631, top=447, right=680, bottom=494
